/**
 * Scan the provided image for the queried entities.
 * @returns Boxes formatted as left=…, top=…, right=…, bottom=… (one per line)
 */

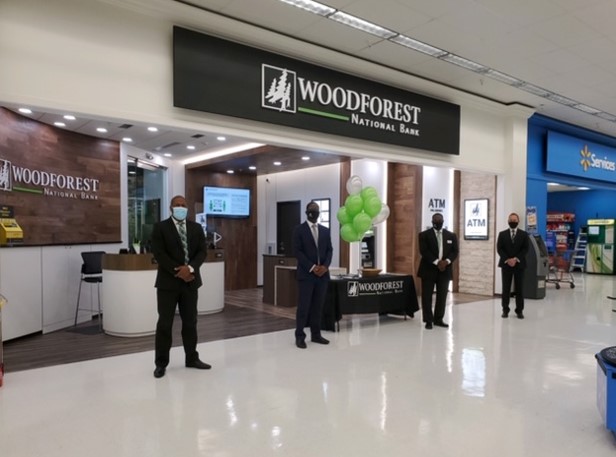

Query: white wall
left=257, top=163, right=341, bottom=285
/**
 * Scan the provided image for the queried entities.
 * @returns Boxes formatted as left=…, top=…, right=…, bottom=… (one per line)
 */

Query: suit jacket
left=151, top=217, right=207, bottom=290
left=417, top=227, right=459, bottom=281
left=497, top=228, right=529, bottom=269
left=293, top=221, right=333, bottom=281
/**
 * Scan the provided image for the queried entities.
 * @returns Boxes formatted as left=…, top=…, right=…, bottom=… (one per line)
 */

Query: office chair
left=74, top=251, right=105, bottom=331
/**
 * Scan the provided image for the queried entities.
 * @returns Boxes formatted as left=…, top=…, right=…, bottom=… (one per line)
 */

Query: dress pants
left=421, top=273, right=449, bottom=323
left=155, top=285, right=199, bottom=368
left=295, top=278, right=328, bottom=341
left=501, top=266, right=525, bottom=312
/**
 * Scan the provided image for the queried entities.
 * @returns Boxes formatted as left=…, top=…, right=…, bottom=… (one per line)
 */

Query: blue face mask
left=172, top=207, right=188, bottom=221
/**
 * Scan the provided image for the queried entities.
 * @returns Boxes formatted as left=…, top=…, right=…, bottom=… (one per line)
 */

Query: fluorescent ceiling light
left=186, top=145, right=196, bottom=150
left=96, top=127, right=107, bottom=133
left=439, top=53, right=488, bottom=73
left=574, top=104, right=601, bottom=114
left=389, top=34, right=447, bottom=57
left=520, top=83, right=551, bottom=97
left=18, top=108, right=33, bottom=114
left=217, top=136, right=226, bottom=141
left=164, top=153, right=172, bottom=157
left=483, top=70, right=523, bottom=86
left=227, top=170, right=234, bottom=174
left=147, top=126, right=158, bottom=132
left=249, top=166, right=257, bottom=170
left=182, top=142, right=264, bottom=165
left=54, top=122, right=66, bottom=127
left=329, top=11, right=396, bottom=39
left=547, top=182, right=560, bottom=186
left=301, top=156, right=310, bottom=161
left=63, top=115, right=76, bottom=120
left=273, top=161, right=282, bottom=166
left=122, top=137, right=133, bottom=142
left=278, top=0, right=335, bottom=16
left=546, top=93, right=577, bottom=106
left=577, top=187, right=590, bottom=190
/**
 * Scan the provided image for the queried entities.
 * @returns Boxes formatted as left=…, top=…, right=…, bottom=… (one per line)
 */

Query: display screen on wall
left=173, top=27, right=460, bottom=155
left=203, top=186, right=250, bottom=218
left=0, top=108, right=121, bottom=246
left=464, top=198, right=489, bottom=240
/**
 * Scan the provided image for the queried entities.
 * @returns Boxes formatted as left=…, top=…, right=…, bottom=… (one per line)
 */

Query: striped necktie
left=178, top=221, right=189, bottom=264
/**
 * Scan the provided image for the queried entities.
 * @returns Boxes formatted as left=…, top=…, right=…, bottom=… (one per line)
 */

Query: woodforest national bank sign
left=173, top=27, right=460, bottom=155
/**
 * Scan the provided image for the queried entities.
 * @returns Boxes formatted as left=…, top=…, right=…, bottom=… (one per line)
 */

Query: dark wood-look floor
left=2, top=288, right=491, bottom=373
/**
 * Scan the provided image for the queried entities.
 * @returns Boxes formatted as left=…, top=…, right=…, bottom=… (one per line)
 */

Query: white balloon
left=372, top=203, right=390, bottom=225
left=346, top=175, right=363, bottom=195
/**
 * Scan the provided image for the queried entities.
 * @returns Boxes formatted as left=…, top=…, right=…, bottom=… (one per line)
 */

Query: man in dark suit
left=417, top=212, right=459, bottom=329
left=150, top=195, right=209, bottom=378
left=497, top=212, right=529, bottom=319
left=293, top=201, right=333, bottom=349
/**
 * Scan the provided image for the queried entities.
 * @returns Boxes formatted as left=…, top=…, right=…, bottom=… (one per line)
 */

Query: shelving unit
left=547, top=212, right=575, bottom=252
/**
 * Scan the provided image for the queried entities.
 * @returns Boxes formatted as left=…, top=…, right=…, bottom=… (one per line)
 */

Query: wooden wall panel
left=387, top=163, right=422, bottom=290
left=185, top=169, right=257, bottom=291
left=0, top=108, right=121, bottom=245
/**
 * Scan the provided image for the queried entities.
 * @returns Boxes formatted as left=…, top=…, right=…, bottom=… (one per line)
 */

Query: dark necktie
left=178, top=221, right=189, bottom=264
left=311, top=224, right=320, bottom=263
left=511, top=229, right=516, bottom=241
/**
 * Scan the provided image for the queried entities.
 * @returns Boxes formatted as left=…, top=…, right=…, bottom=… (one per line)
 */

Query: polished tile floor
left=2, top=273, right=616, bottom=456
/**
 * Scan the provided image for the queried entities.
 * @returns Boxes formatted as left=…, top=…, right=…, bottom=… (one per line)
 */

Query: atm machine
left=0, top=206, right=23, bottom=246
left=523, top=234, right=549, bottom=299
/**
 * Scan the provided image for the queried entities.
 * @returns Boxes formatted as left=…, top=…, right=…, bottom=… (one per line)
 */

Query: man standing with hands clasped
left=293, top=201, right=333, bottom=349
left=497, top=212, right=529, bottom=319
left=150, top=195, right=209, bottom=378
left=418, top=213, right=459, bottom=329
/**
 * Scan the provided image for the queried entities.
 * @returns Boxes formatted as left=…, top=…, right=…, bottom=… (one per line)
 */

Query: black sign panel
left=173, top=27, right=460, bottom=155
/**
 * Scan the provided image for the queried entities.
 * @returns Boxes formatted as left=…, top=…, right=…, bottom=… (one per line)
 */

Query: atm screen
left=533, top=235, right=548, bottom=257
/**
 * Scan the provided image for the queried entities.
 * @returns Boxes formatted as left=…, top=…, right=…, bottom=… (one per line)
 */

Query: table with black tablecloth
left=322, top=274, right=419, bottom=331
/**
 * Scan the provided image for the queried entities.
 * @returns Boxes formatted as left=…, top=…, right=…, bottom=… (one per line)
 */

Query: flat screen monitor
left=203, top=186, right=250, bottom=218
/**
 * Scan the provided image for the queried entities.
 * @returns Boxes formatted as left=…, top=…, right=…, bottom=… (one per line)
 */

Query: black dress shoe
left=311, top=335, right=329, bottom=345
left=153, top=366, right=166, bottom=378
left=425, top=322, right=433, bottom=329
left=186, top=359, right=212, bottom=370
left=296, top=340, right=307, bottom=349
left=501, top=312, right=509, bottom=318
left=516, top=311, right=524, bottom=319
left=434, top=321, right=449, bottom=328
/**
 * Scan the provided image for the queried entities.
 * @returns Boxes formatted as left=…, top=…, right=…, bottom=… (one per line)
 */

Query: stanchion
left=0, top=293, right=7, bottom=387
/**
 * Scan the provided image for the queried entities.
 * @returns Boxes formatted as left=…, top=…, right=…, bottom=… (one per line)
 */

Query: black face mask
left=433, top=221, right=444, bottom=230
left=307, top=211, right=320, bottom=223
left=508, top=221, right=518, bottom=229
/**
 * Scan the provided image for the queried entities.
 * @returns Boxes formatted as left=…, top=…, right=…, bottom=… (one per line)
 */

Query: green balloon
left=340, top=223, right=359, bottom=243
left=336, top=206, right=351, bottom=225
left=353, top=212, right=372, bottom=234
left=360, top=186, right=378, bottom=201
left=345, top=194, right=363, bottom=217
left=364, top=196, right=382, bottom=218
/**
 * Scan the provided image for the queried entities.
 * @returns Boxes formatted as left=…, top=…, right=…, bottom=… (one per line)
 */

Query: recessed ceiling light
left=577, top=187, right=590, bottom=190
left=147, top=126, right=158, bottom=132
left=164, top=153, right=172, bottom=157
left=227, top=170, right=234, bottom=174
left=186, top=145, right=196, bottom=150
left=301, top=156, right=310, bottom=161
left=18, top=108, right=33, bottom=114
left=547, top=182, right=560, bottom=186
left=96, top=127, right=108, bottom=133
left=217, top=136, right=226, bottom=141
left=273, top=161, right=282, bottom=166
left=128, top=171, right=137, bottom=175
left=63, top=115, right=76, bottom=120
left=54, top=122, right=66, bottom=127
left=122, top=137, right=133, bottom=142
left=249, top=166, right=257, bottom=170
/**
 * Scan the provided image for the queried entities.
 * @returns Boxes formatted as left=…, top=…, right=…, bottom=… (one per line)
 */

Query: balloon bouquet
left=336, top=175, right=390, bottom=274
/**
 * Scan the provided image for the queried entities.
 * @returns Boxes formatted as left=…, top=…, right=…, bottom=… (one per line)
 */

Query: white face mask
left=172, top=207, right=188, bottom=221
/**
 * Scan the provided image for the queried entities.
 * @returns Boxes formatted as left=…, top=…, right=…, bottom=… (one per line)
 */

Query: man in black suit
left=150, top=195, right=209, bottom=378
left=293, top=202, right=333, bottom=349
left=497, top=212, right=529, bottom=319
left=417, top=213, right=459, bottom=329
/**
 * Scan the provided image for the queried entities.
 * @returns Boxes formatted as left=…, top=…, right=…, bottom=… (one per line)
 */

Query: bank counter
left=102, top=250, right=225, bottom=337
left=102, top=253, right=158, bottom=337
left=322, top=273, right=419, bottom=331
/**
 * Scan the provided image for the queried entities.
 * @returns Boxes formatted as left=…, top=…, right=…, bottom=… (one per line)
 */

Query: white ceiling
left=8, top=0, right=616, bottom=175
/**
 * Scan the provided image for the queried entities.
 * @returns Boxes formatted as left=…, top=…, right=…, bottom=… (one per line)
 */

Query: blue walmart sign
left=547, top=131, right=616, bottom=183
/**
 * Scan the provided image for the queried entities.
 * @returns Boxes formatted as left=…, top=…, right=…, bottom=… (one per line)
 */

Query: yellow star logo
left=580, top=145, right=591, bottom=171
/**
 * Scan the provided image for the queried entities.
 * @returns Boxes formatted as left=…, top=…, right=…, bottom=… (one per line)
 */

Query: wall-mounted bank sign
left=173, top=27, right=460, bottom=155
left=464, top=198, right=489, bottom=240
left=547, top=131, right=616, bottom=183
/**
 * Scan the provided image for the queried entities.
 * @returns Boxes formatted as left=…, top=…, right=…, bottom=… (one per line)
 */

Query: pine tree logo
left=347, top=281, right=359, bottom=297
left=262, top=64, right=296, bottom=113
left=0, top=159, right=11, bottom=192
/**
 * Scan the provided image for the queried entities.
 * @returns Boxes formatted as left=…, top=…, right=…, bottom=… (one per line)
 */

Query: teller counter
left=102, top=253, right=158, bottom=337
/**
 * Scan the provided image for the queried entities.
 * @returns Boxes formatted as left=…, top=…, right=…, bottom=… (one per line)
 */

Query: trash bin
left=596, top=347, right=616, bottom=434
